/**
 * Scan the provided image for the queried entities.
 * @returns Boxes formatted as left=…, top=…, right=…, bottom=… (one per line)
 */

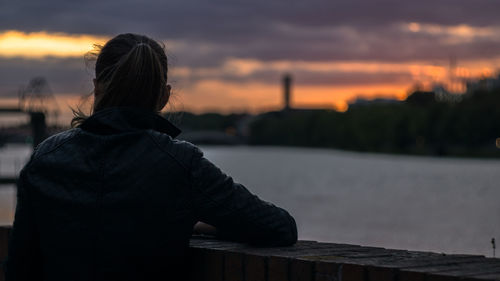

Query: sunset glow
left=0, top=25, right=499, bottom=123
left=0, top=30, right=108, bottom=59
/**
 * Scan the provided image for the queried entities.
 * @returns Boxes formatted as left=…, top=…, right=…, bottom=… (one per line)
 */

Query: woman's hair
left=71, top=33, right=169, bottom=127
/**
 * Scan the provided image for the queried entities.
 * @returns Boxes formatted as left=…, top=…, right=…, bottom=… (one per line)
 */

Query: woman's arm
left=188, top=147, right=297, bottom=246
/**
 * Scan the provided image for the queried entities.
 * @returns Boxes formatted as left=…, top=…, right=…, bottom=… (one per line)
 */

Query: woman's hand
left=193, top=221, right=217, bottom=236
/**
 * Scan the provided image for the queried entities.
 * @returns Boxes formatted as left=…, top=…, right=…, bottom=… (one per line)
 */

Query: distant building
left=348, top=97, right=401, bottom=108
left=465, top=74, right=500, bottom=94
left=405, top=91, right=436, bottom=106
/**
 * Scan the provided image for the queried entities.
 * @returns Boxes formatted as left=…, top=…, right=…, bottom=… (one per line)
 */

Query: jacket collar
left=79, top=106, right=181, bottom=138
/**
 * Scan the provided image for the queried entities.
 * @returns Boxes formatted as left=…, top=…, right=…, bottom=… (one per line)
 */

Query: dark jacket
left=4, top=106, right=297, bottom=281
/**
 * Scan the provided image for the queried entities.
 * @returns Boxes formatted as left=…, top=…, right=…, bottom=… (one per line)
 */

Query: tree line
left=169, top=87, right=500, bottom=157
left=249, top=88, right=500, bottom=157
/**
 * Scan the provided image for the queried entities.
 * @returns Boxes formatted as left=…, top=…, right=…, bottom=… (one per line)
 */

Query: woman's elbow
left=264, top=215, right=298, bottom=247
left=280, top=215, right=298, bottom=246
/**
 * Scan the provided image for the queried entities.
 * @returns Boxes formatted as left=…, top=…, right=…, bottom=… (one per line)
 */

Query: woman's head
left=72, top=33, right=170, bottom=126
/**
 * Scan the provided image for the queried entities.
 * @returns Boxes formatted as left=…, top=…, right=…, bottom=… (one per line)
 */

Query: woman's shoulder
left=32, top=128, right=81, bottom=160
left=147, top=129, right=204, bottom=170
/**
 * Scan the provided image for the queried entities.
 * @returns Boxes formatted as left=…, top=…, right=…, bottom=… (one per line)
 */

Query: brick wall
left=187, top=237, right=500, bottom=281
left=1, top=226, right=499, bottom=281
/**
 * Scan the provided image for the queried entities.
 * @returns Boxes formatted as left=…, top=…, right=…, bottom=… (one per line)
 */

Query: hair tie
left=136, top=42, right=148, bottom=47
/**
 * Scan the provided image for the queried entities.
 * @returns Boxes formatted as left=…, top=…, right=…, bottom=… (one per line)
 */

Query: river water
left=1, top=144, right=499, bottom=257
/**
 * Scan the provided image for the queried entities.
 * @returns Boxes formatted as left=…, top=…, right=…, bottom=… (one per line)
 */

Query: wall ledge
left=188, top=235, right=500, bottom=281
left=1, top=226, right=499, bottom=281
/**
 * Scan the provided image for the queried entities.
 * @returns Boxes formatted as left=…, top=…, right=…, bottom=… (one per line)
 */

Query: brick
left=366, top=266, right=396, bottom=281
left=204, top=249, right=225, bottom=281
left=225, top=252, right=243, bottom=281
left=290, top=259, right=314, bottom=281
left=187, top=248, right=204, bottom=281
left=315, top=260, right=341, bottom=275
left=245, top=254, right=267, bottom=281
left=268, top=256, right=289, bottom=281
left=314, top=261, right=341, bottom=281
left=188, top=248, right=224, bottom=281
left=315, top=273, right=338, bottom=281
left=340, top=263, right=366, bottom=281
left=398, top=270, right=426, bottom=281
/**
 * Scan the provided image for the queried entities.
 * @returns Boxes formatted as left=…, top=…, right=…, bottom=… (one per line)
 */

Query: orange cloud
left=403, top=22, right=499, bottom=38
left=171, top=79, right=410, bottom=114
left=0, top=30, right=108, bottom=59
left=1, top=29, right=499, bottom=125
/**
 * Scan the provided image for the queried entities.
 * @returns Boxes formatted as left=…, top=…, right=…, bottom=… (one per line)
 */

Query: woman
left=4, top=33, right=297, bottom=281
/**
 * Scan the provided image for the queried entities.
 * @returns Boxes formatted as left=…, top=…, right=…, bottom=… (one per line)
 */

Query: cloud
left=3, top=0, right=500, bottom=35
left=2, top=0, right=500, bottom=66
left=171, top=58, right=418, bottom=86
left=0, top=30, right=108, bottom=59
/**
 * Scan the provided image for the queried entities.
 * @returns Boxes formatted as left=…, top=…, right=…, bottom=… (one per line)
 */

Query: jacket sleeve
left=4, top=165, right=42, bottom=281
left=188, top=146, right=297, bottom=246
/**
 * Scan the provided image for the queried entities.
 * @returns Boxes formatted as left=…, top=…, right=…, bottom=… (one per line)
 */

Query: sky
left=1, top=0, right=500, bottom=123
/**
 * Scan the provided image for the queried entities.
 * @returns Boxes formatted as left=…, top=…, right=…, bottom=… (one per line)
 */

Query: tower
left=283, top=73, right=292, bottom=111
